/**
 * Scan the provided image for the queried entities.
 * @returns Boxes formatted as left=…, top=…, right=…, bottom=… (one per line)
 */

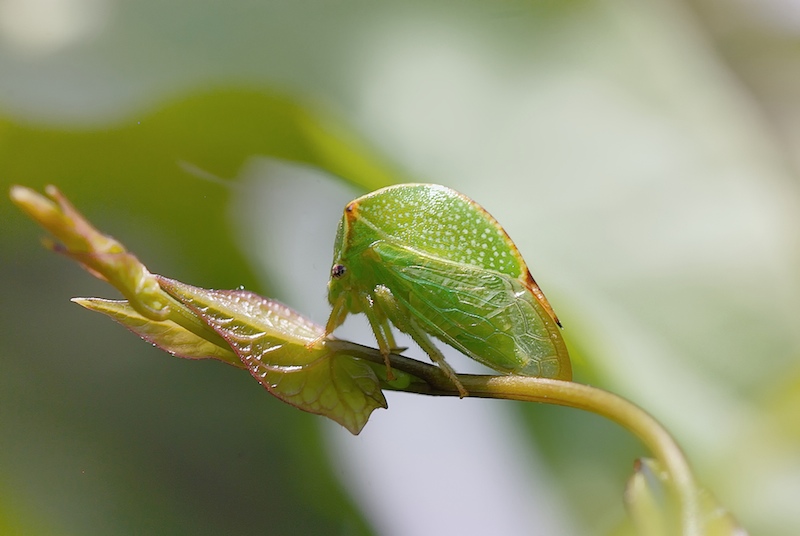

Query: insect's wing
left=369, top=241, right=571, bottom=380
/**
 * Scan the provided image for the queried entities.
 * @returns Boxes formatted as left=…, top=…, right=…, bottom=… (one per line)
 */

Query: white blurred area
left=0, top=0, right=109, bottom=55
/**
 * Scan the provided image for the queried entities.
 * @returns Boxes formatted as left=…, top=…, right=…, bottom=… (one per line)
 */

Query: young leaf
left=624, top=458, right=747, bottom=536
left=158, top=277, right=387, bottom=434
left=73, top=297, right=242, bottom=368
left=9, top=185, right=170, bottom=320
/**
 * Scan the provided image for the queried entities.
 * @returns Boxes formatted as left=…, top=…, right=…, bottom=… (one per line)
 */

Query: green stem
left=330, top=340, right=701, bottom=535
left=462, top=376, right=700, bottom=536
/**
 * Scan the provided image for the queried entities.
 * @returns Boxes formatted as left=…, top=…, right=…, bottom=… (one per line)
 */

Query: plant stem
left=462, top=376, right=700, bottom=536
left=330, top=340, right=701, bottom=535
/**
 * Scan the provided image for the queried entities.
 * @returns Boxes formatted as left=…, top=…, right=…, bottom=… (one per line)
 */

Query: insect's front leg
left=306, top=293, right=349, bottom=350
left=373, top=285, right=468, bottom=398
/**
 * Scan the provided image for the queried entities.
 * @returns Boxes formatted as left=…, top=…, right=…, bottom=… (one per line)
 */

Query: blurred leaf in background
left=2, top=1, right=800, bottom=535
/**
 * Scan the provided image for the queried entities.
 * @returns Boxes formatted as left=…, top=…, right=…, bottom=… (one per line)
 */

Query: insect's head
left=327, top=199, right=371, bottom=310
left=327, top=216, right=351, bottom=304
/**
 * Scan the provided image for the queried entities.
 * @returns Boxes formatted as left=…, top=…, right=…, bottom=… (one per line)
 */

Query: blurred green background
left=2, top=1, right=799, bottom=535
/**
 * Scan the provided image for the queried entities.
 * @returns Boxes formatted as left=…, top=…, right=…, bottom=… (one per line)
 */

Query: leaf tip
left=9, top=184, right=31, bottom=202
left=9, top=184, right=54, bottom=216
left=71, top=297, right=110, bottom=315
left=71, top=297, right=101, bottom=310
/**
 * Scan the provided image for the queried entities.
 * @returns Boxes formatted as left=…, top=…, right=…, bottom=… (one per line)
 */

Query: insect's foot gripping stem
left=305, top=333, right=328, bottom=350
left=454, top=379, right=468, bottom=398
left=404, top=320, right=467, bottom=397
left=314, top=295, right=348, bottom=350
left=435, top=358, right=468, bottom=398
left=380, top=350, right=396, bottom=382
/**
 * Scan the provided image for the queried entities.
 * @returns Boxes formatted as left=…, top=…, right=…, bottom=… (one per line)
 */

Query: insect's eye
left=331, top=264, right=346, bottom=278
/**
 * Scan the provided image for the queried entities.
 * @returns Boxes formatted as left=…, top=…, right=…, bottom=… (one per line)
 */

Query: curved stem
left=330, top=340, right=701, bottom=535
left=462, top=376, right=700, bottom=536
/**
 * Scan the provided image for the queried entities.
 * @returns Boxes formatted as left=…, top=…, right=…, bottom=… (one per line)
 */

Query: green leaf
left=72, top=297, right=243, bottom=368
left=158, top=277, right=387, bottom=434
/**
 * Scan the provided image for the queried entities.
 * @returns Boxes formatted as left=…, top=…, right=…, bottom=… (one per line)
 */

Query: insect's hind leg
left=373, top=285, right=468, bottom=398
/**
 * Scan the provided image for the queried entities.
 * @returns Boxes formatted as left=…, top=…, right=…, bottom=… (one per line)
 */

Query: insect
left=323, top=183, right=571, bottom=396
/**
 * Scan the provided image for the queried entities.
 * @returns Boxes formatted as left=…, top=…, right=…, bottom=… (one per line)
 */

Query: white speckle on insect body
left=357, top=184, right=526, bottom=277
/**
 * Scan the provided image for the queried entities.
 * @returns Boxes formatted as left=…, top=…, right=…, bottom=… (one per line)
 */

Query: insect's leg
left=407, top=325, right=468, bottom=398
left=325, top=294, right=350, bottom=336
left=362, top=296, right=397, bottom=381
left=376, top=311, right=408, bottom=353
left=306, top=294, right=348, bottom=349
left=373, top=286, right=468, bottom=398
